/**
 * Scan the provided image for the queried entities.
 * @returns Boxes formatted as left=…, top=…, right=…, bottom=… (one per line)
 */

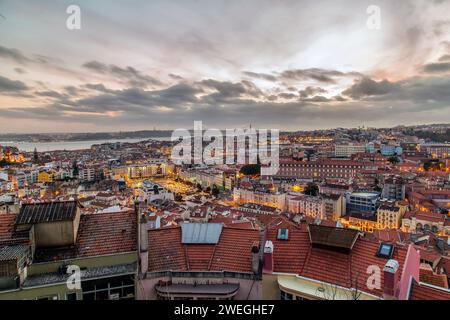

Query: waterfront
left=0, top=137, right=171, bottom=152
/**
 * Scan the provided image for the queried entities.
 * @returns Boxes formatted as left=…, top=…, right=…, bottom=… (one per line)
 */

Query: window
left=81, top=275, right=135, bottom=300
left=37, top=295, right=58, bottom=300
left=280, top=290, right=293, bottom=300
left=66, top=292, right=77, bottom=301
left=377, top=243, right=394, bottom=259
left=277, top=228, right=289, bottom=240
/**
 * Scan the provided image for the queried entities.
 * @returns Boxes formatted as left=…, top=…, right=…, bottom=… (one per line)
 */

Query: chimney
left=251, top=241, right=260, bottom=275
left=135, top=199, right=149, bottom=276
left=140, top=214, right=148, bottom=252
left=383, top=259, right=400, bottom=300
left=263, top=240, right=274, bottom=274
left=139, top=215, right=149, bottom=275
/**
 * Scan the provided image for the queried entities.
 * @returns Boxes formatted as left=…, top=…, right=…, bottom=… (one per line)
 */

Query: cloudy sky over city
left=1, top=0, right=450, bottom=133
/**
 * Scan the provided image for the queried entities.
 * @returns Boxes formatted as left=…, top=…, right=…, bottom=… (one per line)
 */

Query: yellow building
left=340, top=214, right=380, bottom=233
left=38, top=171, right=54, bottom=183
left=377, top=202, right=407, bottom=230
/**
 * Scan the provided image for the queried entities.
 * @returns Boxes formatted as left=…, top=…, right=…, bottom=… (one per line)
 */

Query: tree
left=72, top=160, right=79, bottom=177
left=316, top=272, right=362, bottom=300
left=304, top=182, right=319, bottom=196
left=33, top=148, right=39, bottom=163
left=423, top=160, right=445, bottom=172
left=211, top=184, right=220, bottom=198
left=174, top=193, right=183, bottom=201
left=387, top=156, right=400, bottom=164
left=239, top=164, right=261, bottom=176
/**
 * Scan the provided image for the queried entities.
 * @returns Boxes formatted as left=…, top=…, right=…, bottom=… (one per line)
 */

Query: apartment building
left=345, top=192, right=380, bottom=214
left=233, top=188, right=286, bottom=210
left=179, top=168, right=233, bottom=190
left=402, top=210, right=450, bottom=236
left=0, top=201, right=137, bottom=300
left=382, top=176, right=406, bottom=201
left=275, top=160, right=378, bottom=180
left=377, top=202, right=408, bottom=230
left=419, top=144, right=450, bottom=159
left=334, top=144, right=367, bottom=158
left=287, top=194, right=324, bottom=219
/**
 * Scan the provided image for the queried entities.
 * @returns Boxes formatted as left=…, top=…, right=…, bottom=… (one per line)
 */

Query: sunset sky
left=1, top=0, right=450, bottom=133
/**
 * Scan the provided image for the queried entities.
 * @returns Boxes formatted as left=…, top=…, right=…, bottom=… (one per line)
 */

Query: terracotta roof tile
left=34, top=210, right=137, bottom=262
left=410, top=283, right=450, bottom=300
left=266, top=224, right=410, bottom=298
left=0, top=214, right=17, bottom=242
left=147, top=225, right=260, bottom=273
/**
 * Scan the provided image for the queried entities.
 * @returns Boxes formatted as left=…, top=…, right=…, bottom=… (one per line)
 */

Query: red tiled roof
left=438, top=257, right=450, bottom=276
left=266, top=226, right=309, bottom=274
left=75, top=210, right=137, bottom=257
left=420, top=266, right=449, bottom=289
left=0, top=213, right=30, bottom=244
left=410, top=283, right=450, bottom=300
left=302, top=247, right=352, bottom=287
left=350, top=238, right=408, bottom=297
left=0, top=214, right=17, bottom=242
left=266, top=225, right=409, bottom=298
left=34, top=210, right=137, bottom=261
left=147, top=226, right=260, bottom=273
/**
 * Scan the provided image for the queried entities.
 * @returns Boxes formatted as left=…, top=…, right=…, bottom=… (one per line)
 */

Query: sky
left=1, top=0, right=450, bottom=133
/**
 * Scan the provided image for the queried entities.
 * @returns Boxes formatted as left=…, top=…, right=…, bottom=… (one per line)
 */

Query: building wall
left=262, top=273, right=279, bottom=300
left=28, top=252, right=137, bottom=276
left=234, top=188, right=286, bottom=210
left=34, top=221, right=75, bottom=248
left=138, top=274, right=261, bottom=300
left=0, top=252, right=137, bottom=300
left=0, top=282, right=79, bottom=300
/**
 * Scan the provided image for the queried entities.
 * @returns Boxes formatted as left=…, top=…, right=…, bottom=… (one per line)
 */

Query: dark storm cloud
left=278, top=92, right=297, bottom=100
left=0, top=46, right=33, bottom=64
left=422, top=62, right=450, bottom=73
left=438, top=54, right=450, bottom=62
left=280, top=68, right=361, bottom=83
left=244, top=69, right=362, bottom=84
left=302, top=95, right=331, bottom=103
left=83, top=83, right=114, bottom=93
left=341, top=74, right=450, bottom=109
left=0, top=75, right=29, bottom=93
left=82, top=60, right=163, bottom=87
left=169, top=73, right=184, bottom=80
left=34, top=90, right=68, bottom=100
left=299, top=86, right=327, bottom=99
left=242, top=71, right=278, bottom=82
left=3, top=73, right=450, bottom=130
left=0, top=46, right=63, bottom=66
left=342, top=78, right=400, bottom=99
left=197, top=79, right=266, bottom=103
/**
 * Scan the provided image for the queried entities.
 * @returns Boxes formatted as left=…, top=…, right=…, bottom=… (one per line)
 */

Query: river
left=0, top=137, right=171, bottom=152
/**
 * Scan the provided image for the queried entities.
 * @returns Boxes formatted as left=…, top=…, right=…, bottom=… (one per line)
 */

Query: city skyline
left=1, top=0, right=450, bottom=133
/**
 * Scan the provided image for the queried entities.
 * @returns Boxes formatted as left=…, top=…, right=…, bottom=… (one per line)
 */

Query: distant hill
left=0, top=130, right=173, bottom=142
